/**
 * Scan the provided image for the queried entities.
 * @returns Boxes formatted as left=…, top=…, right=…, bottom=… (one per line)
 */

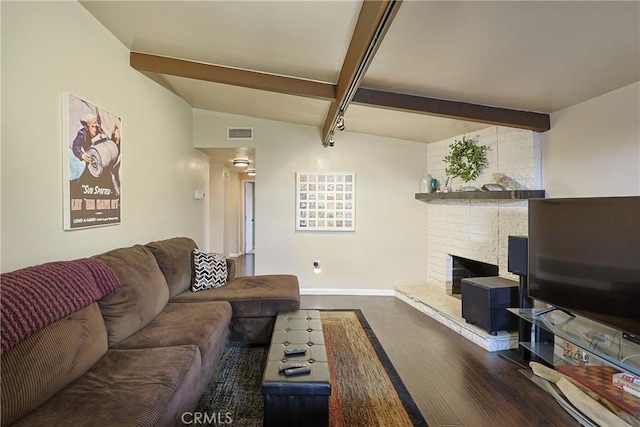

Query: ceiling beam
left=352, top=88, right=551, bottom=132
left=131, top=32, right=551, bottom=135
left=130, top=52, right=335, bottom=101
left=321, top=0, right=403, bottom=144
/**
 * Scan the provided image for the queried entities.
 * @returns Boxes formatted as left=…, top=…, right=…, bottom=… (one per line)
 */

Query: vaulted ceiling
left=81, top=1, right=639, bottom=161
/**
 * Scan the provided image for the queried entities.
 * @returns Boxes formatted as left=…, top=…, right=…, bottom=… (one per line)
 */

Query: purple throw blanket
left=1, top=258, right=121, bottom=355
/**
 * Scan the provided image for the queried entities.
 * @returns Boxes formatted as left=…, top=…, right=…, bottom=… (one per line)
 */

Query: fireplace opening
left=449, top=255, right=498, bottom=295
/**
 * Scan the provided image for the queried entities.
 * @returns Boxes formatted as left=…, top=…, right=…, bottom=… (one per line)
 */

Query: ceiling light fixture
left=336, top=110, right=345, bottom=131
left=233, top=159, right=250, bottom=168
left=323, top=131, right=335, bottom=148
left=247, top=168, right=256, bottom=176
left=328, top=131, right=335, bottom=148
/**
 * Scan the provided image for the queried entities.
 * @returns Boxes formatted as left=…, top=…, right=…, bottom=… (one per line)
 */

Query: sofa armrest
left=226, top=258, right=236, bottom=282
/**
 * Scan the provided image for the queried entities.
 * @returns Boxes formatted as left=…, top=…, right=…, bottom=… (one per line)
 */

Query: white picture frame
left=295, top=172, right=355, bottom=231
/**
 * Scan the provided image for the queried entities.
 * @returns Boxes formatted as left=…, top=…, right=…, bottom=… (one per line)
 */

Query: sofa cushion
left=114, top=301, right=231, bottom=358
left=146, top=237, right=198, bottom=298
left=1, top=303, right=108, bottom=426
left=11, top=346, right=202, bottom=427
left=114, top=301, right=232, bottom=395
left=171, top=274, right=300, bottom=317
left=192, top=249, right=228, bottom=291
left=93, top=244, right=169, bottom=346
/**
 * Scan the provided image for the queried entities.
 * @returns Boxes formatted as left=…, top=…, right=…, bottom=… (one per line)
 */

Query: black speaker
left=499, top=235, right=553, bottom=368
left=508, top=235, right=528, bottom=276
left=461, top=277, right=519, bottom=334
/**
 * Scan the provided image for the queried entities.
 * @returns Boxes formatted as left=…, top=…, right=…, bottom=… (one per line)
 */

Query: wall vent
left=227, top=127, right=253, bottom=140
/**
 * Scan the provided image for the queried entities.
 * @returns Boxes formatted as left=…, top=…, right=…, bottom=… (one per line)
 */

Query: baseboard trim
left=300, top=288, right=395, bottom=296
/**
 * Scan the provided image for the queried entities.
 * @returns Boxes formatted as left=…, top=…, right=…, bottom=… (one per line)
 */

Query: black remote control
left=283, top=366, right=311, bottom=376
left=278, top=362, right=308, bottom=372
left=284, top=347, right=307, bottom=356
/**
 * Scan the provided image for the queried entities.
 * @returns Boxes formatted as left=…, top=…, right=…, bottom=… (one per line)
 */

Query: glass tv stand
left=508, top=308, right=640, bottom=377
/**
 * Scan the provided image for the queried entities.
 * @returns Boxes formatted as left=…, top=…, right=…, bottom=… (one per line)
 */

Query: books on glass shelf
left=617, top=372, right=640, bottom=386
left=612, top=373, right=640, bottom=399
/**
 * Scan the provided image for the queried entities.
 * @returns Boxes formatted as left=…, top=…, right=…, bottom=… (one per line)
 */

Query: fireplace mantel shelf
left=415, top=190, right=546, bottom=202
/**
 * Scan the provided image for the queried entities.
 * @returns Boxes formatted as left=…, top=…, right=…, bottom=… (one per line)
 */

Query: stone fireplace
left=395, top=126, right=542, bottom=351
left=424, top=126, right=542, bottom=293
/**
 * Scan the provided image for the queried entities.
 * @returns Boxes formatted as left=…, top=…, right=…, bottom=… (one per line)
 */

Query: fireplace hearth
left=449, top=255, right=498, bottom=295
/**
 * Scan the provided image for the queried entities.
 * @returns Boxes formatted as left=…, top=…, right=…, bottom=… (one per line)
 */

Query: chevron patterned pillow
left=192, top=249, right=228, bottom=292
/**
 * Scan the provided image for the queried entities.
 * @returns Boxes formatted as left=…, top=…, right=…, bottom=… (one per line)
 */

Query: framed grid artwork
left=296, top=172, right=356, bottom=231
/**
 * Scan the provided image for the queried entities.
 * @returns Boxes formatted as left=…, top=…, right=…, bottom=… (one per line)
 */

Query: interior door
left=244, top=181, right=255, bottom=253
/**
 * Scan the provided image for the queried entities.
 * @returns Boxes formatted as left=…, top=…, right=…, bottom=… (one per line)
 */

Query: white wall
left=427, top=127, right=542, bottom=192
left=208, top=164, right=227, bottom=254
left=1, top=2, right=209, bottom=272
left=226, top=171, right=242, bottom=256
left=193, top=110, right=430, bottom=292
left=207, top=165, right=242, bottom=256
left=543, top=82, right=640, bottom=197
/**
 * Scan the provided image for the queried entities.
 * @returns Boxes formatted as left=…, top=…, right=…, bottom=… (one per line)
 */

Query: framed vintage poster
left=295, top=172, right=355, bottom=231
left=62, top=93, right=122, bottom=230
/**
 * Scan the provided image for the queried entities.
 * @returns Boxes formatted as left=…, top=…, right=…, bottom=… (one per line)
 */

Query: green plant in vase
left=443, top=135, right=488, bottom=188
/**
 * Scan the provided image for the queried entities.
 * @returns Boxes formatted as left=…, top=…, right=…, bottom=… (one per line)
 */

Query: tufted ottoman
left=262, top=310, right=331, bottom=427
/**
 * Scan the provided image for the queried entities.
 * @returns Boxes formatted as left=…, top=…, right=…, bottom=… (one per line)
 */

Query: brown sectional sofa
left=1, top=237, right=300, bottom=426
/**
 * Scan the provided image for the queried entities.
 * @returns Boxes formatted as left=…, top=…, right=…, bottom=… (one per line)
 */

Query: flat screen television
left=528, top=196, right=640, bottom=338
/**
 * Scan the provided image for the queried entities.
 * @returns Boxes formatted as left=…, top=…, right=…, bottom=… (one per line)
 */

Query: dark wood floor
left=234, top=255, right=578, bottom=427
